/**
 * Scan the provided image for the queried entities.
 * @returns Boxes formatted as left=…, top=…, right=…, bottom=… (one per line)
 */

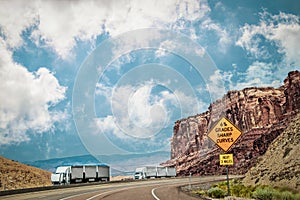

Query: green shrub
left=252, top=186, right=276, bottom=200
left=192, top=189, right=206, bottom=196
left=251, top=186, right=300, bottom=200
left=294, top=193, right=300, bottom=200
left=191, top=180, right=300, bottom=200
left=231, top=183, right=254, bottom=198
left=214, top=180, right=231, bottom=193
left=274, top=190, right=294, bottom=200
left=207, top=187, right=227, bottom=198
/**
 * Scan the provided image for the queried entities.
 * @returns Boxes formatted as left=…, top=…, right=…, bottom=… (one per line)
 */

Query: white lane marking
left=59, top=191, right=98, bottom=200
left=86, top=188, right=127, bottom=200
left=151, top=188, right=160, bottom=200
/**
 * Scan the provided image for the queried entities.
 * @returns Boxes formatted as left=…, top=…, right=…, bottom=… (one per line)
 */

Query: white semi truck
left=51, top=164, right=110, bottom=185
left=134, top=166, right=176, bottom=180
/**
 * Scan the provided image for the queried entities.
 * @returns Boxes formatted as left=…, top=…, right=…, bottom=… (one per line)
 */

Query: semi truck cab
left=51, top=166, right=71, bottom=185
left=134, top=167, right=145, bottom=179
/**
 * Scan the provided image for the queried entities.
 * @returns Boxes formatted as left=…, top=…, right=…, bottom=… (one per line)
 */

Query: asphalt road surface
left=1, top=176, right=242, bottom=200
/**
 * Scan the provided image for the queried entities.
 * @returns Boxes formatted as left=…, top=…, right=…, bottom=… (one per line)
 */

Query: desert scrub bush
left=252, top=186, right=276, bottom=200
left=251, top=186, right=300, bottom=200
left=213, top=180, right=231, bottom=193
left=273, top=189, right=300, bottom=200
left=207, top=187, right=227, bottom=198
left=192, top=189, right=206, bottom=196
left=191, top=180, right=300, bottom=199
left=231, top=182, right=254, bottom=198
left=274, top=190, right=294, bottom=200
left=294, top=193, right=300, bottom=200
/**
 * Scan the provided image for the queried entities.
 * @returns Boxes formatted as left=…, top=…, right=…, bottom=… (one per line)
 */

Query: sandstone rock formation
left=242, top=113, right=300, bottom=190
left=163, top=71, right=300, bottom=176
left=0, top=156, right=51, bottom=191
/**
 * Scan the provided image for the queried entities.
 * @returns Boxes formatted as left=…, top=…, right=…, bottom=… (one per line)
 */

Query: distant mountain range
left=25, top=151, right=171, bottom=176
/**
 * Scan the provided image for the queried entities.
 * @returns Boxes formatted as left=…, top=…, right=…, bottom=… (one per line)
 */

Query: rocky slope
left=242, top=113, right=300, bottom=190
left=0, top=156, right=51, bottom=191
left=163, top=71, right=300, bottom=176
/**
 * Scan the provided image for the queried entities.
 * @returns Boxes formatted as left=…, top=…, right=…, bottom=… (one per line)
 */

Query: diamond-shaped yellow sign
left=208, top=117, right=242, bottom=152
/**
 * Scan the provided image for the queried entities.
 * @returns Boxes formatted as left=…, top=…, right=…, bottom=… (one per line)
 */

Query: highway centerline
left=151, top=188, right=160, bottom=200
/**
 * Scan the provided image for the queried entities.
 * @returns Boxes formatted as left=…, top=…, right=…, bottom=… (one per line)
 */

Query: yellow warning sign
left=220, top=154, right=234, bottom=165
left=208, top=117, right=242, bottom=152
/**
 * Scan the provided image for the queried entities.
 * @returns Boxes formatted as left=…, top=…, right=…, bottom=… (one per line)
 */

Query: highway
left=1, top=176, right=241, bottom=200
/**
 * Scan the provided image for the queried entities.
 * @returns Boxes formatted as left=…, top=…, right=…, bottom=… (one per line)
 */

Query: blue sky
left=0, top=0, right=299, bottom=162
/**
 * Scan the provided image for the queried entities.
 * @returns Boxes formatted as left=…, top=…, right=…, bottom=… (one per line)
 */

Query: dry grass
left=0, top=156, right=52, bottom=191
left=110, top=175, right=133, bottom=181
left=243, top=113, right=300, bottom=191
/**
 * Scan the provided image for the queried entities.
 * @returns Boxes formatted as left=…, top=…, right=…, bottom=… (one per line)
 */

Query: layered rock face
left=164, top=71, right=300, bottom=176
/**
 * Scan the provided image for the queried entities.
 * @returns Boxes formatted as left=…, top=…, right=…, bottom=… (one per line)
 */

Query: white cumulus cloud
left=200, top=18, right=232, bottom=53
left=237, top=11, right=300, bottom=67
left=0, top=0, right=210, bottom=59
left=234, top=62, right=282, bottom=90
left=206, top=70, right=229, bottom=100
left=0, top=39, right=67, bottom=145
left=103, top=83, right=169, bottom=139
left=94, top=79, right=205, bottom=142
left=234, top=11, right=300, bottom=90
left=0, top=0, right=38, bottom=48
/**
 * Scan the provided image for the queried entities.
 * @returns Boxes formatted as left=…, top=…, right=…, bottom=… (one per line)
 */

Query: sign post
left=208, top=117, right=242, bottom=196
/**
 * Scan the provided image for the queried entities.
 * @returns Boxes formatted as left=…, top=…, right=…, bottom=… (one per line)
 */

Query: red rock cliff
left=164, top=71, right=300, bottom=176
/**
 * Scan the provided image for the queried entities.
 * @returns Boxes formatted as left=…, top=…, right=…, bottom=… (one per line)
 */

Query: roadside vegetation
left=191, top=179, right=300, bottom=200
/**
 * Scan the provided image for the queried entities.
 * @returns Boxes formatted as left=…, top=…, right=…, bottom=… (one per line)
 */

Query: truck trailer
left=134, top=166, right=176, bottom=179
left=51, top=164, right=110, bottom=185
